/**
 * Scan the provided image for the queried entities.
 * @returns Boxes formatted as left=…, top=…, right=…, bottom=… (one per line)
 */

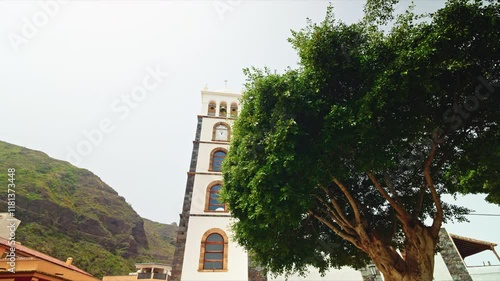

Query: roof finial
left=203, top=84, right=208, bottom=91
left=224, top=80, right=228, bottom=89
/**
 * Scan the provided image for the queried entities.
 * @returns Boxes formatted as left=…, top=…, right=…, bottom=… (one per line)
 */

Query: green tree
left=222, top=1, right=500, bottom=281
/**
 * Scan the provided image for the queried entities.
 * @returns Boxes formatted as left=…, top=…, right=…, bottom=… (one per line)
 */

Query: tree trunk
left=364, top=225, right=437, bottom=281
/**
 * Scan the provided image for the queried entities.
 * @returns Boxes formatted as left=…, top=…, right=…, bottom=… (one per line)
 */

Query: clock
left=215, top=125, right=229, bottom=141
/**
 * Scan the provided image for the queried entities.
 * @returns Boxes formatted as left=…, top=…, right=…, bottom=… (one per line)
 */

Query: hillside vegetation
left=0, top=140, right=177, bottom=278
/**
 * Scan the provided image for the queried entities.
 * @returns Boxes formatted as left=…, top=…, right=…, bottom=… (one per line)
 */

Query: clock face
left=215, top=126, right=229, bottom=141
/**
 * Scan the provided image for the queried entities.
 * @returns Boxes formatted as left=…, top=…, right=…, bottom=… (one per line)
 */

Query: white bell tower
left=171, top=87, right=258, bottom=281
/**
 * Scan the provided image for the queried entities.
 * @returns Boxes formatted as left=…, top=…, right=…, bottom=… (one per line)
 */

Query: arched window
left=212, top=122, right=230, bottom=142
left=205, top=182, right=226, bottom=212
left=209, top=149, right=227, bottom=172
left=208, top=101, right=216, bottom=116
left=219, top=102, right=227, bottom=117
left=230, top=102, right=238, bottom=117
left=199, top=229, right=228, bottom=271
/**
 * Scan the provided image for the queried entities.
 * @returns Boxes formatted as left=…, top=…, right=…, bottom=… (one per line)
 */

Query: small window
left=213, top=122, right=230, bottom=142
left=212, top=151, right=225, bottom=171
left=204, top=234, right=224, bottom=269
left=230, top=103, right=238, bottom=117
left=199, top=229, right=228, bottom=272
left=208, top=101, right=216, bottom=116
left=219, top=102, right=227, bottom=117
left=210, top=149, right=227, bottom=172
left=206, top=183, right=226, bottom=212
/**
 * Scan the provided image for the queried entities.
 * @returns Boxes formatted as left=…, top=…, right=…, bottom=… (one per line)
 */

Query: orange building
left=0, top=237, right=100, bottom=281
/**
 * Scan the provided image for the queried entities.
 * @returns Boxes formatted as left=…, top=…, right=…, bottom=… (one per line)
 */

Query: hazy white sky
left=1, top=0, right=499, bottom=266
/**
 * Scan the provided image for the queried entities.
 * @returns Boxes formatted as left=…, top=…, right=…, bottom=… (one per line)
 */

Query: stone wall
left=170, top=116, right=203, bottom=281
left=438, top=228, right=473, bottom=281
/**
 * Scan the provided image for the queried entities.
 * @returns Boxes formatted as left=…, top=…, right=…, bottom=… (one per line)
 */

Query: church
left=169, top=87, right=500, bottom=281
left=169, top=87, right=250, bottom=281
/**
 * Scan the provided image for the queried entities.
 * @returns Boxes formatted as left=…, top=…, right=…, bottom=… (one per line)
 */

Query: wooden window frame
left=198, top=228, right=229, bottom=272
left=205, top=181, right=228, bottom=213
left=208, top=148, right=228, bottom=172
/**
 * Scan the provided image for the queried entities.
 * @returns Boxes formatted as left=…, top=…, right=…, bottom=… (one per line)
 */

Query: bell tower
left=171, top=87, right=250, bottom=281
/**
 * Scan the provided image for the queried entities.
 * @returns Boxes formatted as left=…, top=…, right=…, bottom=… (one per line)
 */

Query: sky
left=1, top=0, right=499, bottom=267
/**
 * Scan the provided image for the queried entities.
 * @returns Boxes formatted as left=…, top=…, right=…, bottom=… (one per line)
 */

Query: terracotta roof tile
left=0, top=237, right=93, bottom=277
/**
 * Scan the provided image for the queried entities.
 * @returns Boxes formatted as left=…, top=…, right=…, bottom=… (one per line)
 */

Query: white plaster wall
left=468, top=265, right=500, bottom=280
left=181, top=216, right=248, bottom=281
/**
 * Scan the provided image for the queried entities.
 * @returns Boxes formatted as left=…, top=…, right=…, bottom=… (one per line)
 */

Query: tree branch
left=383, top=173, right=404, bottom=207
left=383, top=173, right=396, bottom=192
left=308, top=210, right=361, bottom=249
left=414, top=183, right=427, bottom=219
left=331, top=178, right=373, bottom=242
left=367, top=172, right=411, bottom=222
left=332, top=178, right=363, bottom=226
left=425, top=134, right=443, bottom=238
left=314, top=194, right=357, bottom=236
left=319, top=185, right=356, bottom=230
left=388, top=209, right=398, bottom=244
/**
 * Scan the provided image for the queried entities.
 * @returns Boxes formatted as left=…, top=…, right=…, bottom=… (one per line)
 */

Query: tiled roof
left=0, top=237, right=93, bottom=276
left=450, top=233, right=498, bottom=259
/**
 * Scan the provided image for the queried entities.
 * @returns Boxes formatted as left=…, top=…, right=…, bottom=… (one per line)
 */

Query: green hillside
left=141, top=218, right=177, bottom=263
left=0, top=140, right=177, bottom=278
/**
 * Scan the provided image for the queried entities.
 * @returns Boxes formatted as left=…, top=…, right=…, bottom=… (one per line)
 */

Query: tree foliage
left=222, top=1, right=499, bottom=280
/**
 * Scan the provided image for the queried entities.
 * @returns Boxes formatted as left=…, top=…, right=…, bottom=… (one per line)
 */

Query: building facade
left=171, top=88, right=251, bottom=281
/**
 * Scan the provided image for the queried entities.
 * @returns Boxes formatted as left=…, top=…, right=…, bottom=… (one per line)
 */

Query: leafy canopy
left=222, top=0, right=499, bottom=276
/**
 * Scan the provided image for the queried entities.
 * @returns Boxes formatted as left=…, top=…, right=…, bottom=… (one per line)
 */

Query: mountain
left=0, top=140, right=177, bottom=278
left=141, top=218, right=177, bottom=263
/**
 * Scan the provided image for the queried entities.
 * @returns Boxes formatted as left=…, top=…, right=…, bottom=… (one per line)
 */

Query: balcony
left=134, top=263, right=171, bottom=280
left=137, top=273, right=151, bottom=279
left=153, top=273, right=167, bottom=280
